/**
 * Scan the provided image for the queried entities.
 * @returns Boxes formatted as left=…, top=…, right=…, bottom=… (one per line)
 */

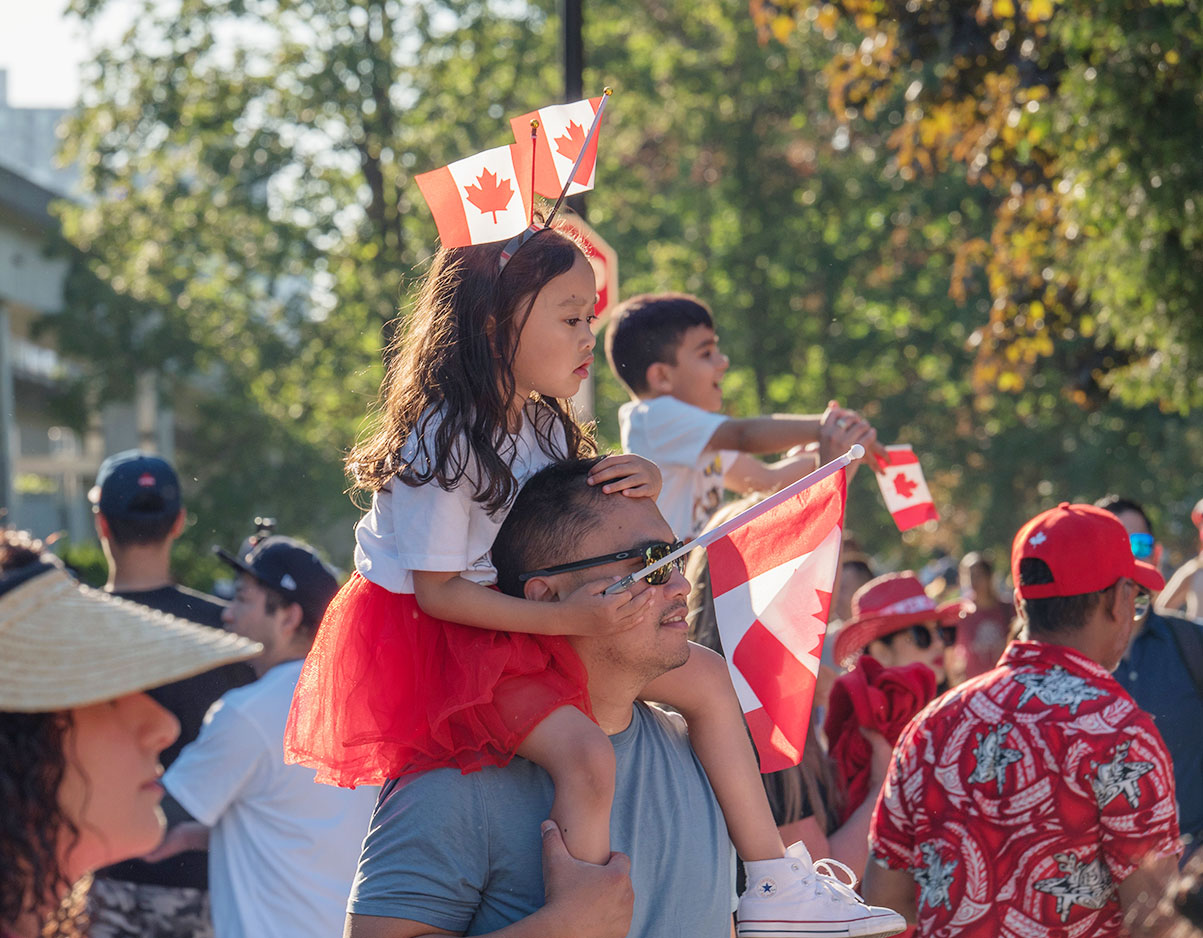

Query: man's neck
left=105, top=550, right=174, bottom=594
left=585, top=672, right=645, bottom=736
left=974, top=593, right=1001, bottom=611
left=253, top=639, right=314, bottom=679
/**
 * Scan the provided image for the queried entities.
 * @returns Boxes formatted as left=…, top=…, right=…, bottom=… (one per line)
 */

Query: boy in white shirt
left=605, top=292, right=883, bottom=538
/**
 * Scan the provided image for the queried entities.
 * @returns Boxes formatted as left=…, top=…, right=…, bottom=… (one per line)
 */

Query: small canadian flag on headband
left=875, top=444, right=939, bottom=532
left=509, top=97, right=604, bottom=199
left=414, top=143, right=534, bottom=248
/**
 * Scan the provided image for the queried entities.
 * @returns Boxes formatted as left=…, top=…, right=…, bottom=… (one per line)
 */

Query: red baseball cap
left=1011, top=502, right=1165, bottom=600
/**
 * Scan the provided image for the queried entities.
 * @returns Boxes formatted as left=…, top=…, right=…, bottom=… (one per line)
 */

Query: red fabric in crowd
left=283, top=573, right=594, bottom=787
left=823, top=656, right=936, bottom=823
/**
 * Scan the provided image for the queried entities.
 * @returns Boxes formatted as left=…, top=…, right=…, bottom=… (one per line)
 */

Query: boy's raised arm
left=708, top=402, right=886, bottom=469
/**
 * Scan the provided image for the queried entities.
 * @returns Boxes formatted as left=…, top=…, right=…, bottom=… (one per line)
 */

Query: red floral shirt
left=871, top=641, right=1180, bottom=937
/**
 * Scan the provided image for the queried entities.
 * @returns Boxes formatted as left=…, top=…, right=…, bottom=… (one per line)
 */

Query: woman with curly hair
left=0, top=562, right=258, bottom=938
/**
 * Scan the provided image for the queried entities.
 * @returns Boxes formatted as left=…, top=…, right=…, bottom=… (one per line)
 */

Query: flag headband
left=498, top=88, right=612, bottom=272
left=602, top=444, right=865, bottom=595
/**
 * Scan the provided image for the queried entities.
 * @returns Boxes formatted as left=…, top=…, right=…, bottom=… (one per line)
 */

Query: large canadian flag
left=875, top=444, right=939, bottom=532
left=709, top=471, right=846, bottom=773
left=414, top=143, right=534, bottom=247
left=509, top=97, right=604, bottom=198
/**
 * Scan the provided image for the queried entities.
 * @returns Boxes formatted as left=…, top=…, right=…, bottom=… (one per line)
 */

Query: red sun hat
left=1011, top=502, right=1166, bottom=601
left=833, top=571, right=966, bottom=669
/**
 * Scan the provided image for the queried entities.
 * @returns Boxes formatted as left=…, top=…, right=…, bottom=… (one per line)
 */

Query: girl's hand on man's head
left=587, top=454, right=663, bottom=499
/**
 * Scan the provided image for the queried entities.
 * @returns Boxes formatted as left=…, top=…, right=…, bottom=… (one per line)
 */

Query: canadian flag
left=875, top=444, right=938, bottom=532
left=709, top=471, right=846, bottom=773
left=414, top=143, right=534, bottom=248
left=509, top=97, right=604, bottom=199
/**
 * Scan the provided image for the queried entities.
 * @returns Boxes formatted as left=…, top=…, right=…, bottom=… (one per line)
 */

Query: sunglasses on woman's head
left=517, top=541, right=687, bottom=585
left=883, top=622, right=955, bottom=650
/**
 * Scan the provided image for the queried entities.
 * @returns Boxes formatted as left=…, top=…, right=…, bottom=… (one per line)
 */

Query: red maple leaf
left=554, top=121, right=588, bottom=163
left=807, top=588, right=834, bottom=659
left=892, top=472, right=918, bottom=499
left=463, top=169, right=514, bottom=222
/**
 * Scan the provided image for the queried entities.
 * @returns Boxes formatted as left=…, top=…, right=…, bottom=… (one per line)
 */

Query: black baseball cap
left=88, top=450, right=182, bottom=522
left=215, top=536, right=339, bottom=625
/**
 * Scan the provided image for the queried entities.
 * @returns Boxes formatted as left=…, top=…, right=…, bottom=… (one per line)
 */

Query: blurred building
left=0, top=68, right=173, bottom=542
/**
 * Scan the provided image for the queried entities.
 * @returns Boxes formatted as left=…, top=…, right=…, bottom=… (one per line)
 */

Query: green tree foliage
left=750, top=0, right=1203, bottom=413
left=55, top=0, right=566, bottom=564
left=53, top=0, right=1203, bottom=578
left=583, top=0, right=1203, bottom=568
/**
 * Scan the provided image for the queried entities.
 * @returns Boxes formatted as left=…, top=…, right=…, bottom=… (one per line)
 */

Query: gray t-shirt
left=349, top=702, right=735, bottom=937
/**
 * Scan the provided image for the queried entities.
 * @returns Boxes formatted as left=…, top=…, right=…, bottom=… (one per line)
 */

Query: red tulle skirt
left=284, top=573, right=593, bottom=787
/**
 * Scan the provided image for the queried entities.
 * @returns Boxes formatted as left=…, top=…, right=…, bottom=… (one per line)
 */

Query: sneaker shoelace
left=809, top=857, right=868, bottom=906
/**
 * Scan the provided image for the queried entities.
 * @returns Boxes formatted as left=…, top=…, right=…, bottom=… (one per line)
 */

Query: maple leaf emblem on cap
left=464, top=169, right=514, bottom=222
left=892, top=472, right=918, bottom=499
left=554, top=121, right=587, bottom=162
left=1029, top=532, right=1048, bottom=547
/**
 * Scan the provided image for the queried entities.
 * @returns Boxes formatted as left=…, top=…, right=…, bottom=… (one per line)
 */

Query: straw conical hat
left=0, top=566, right=261, bottom=712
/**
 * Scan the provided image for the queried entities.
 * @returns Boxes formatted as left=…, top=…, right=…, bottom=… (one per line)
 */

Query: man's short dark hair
left=1017, top=557, right=1115, bottom=635
left=604, top=293, right=715, bottom=396
left=103, top=509, right=179, bottom=547
left=1094, top=494, right=1154, bottom=538
left=493, top=457, right=609, bottom=597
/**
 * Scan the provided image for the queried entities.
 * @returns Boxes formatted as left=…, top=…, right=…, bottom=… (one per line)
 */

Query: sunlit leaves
left=754, top=0, right=1203, bottom=413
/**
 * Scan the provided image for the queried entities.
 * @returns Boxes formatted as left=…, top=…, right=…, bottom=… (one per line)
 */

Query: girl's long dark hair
left=0, top=711, right=78, bottom=930
left=349, top=226, right=595, bottom=514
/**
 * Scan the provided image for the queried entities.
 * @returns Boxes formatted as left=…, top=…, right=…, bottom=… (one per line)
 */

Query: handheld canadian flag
left=414, top=143, right=534, bottom=248
left=709, top=471, right=847, bottom=773
left=875, top=444, right=938, bottom=532
left=509, top=96, right=605, bottom=198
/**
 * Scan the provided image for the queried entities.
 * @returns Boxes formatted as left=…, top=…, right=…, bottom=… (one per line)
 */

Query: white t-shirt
left=619, top=396, right=736, bottom=539
left=353, top=402, right=569, bottom=593
left=165, top=660, right=378, bottom=938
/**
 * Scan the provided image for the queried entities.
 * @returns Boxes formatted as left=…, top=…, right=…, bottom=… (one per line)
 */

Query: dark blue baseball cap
left=88, top=450, right=182, bottom=522
left=215, top=536, right=339, bottom=625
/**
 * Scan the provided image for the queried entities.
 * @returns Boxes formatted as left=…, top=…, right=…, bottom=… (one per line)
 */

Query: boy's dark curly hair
left=0, top=710, right=78, bottom=929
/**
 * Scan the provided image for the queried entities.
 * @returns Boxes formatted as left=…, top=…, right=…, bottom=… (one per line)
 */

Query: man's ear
left=169, top=508, right=187, bottom=539
left=645, top=361, right=673, bottom=396
left=94, top=511, right=110, bottom=541
left=279, top=601, right=305, bottom=637
left=523, top=577, right=559, bottom=603
left=1103, top=580, right=1130, bottom=625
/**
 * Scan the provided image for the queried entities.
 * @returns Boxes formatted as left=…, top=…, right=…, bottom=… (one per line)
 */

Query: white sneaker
left=736, top=842, right=907, bottom=938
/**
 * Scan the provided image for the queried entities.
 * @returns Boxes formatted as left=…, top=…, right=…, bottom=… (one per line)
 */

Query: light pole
left=563, top=0, right=587, bottom=221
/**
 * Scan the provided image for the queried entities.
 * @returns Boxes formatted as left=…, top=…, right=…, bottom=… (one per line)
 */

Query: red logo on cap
left=138, top=473, right=156, bottom=487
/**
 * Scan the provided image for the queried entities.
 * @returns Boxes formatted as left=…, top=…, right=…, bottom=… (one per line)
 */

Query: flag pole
left=545, top=87, right=611, bottom=228
left=604, top=444, right=864, bottom=595
left=528, top=119, right=539, bottom=226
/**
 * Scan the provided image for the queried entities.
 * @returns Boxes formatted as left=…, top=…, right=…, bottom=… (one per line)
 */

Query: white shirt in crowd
left=165, top=659, right=378, bottom=938
left=619, top=395, right=736, bottom=539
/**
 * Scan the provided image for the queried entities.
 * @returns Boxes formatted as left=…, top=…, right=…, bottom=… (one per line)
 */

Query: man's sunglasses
left=518, top=541, right=687, bottom=586
left=1125, top=579, right=1152, bottom=620
left=883, top=622, right=956, bottom=650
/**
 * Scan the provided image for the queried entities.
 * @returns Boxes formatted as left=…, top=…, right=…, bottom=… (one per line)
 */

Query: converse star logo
left=280, top=573, right=298, bottom=591
left=1029, top=532, right=1047, bottom=547
left=756, top=878, right=777, bottom=897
